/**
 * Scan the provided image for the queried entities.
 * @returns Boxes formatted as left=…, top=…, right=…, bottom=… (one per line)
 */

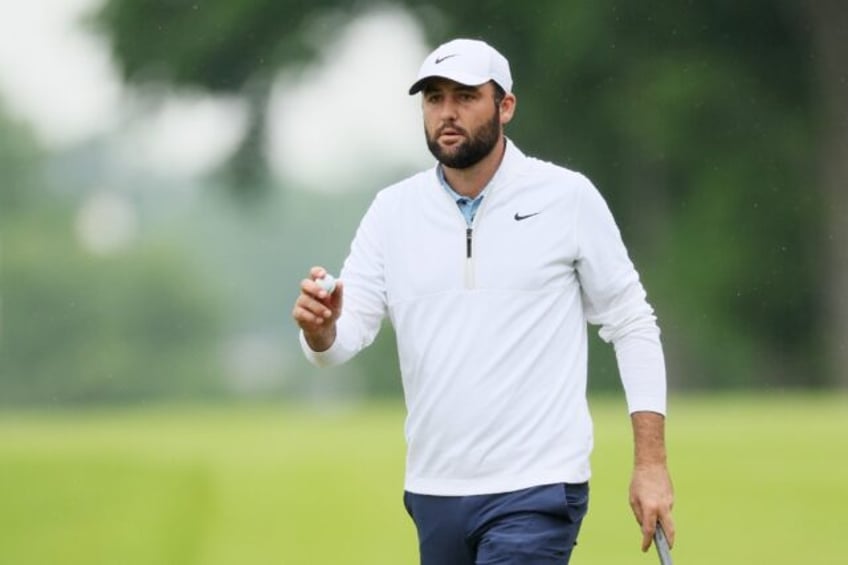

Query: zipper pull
left=466, top=228, right=473, bottom=258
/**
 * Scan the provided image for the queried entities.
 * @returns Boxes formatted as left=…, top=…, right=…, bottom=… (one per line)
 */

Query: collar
left=437, top=166, right=487, bottom=204
left=433, top=137, right=523, bottom=201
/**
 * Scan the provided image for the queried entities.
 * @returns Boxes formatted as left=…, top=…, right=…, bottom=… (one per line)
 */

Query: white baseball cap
left=408, top=38, right=513, bottom=95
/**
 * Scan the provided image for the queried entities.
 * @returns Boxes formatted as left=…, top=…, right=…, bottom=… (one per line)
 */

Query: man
left=292, top=38, right=674, bottom=564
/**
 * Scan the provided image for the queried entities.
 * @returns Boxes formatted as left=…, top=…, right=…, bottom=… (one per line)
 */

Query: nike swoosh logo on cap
left=435, top=54, right=458, bottom=64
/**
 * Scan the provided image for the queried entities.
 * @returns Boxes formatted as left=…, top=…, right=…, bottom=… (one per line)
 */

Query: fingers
left=307, top=266, right=344, bottom=301
left=630, top=488, right=674, bottom=552
left=309, top=265, right=329, bottom=282
left=292, top=286, right=333, bottom=327
left=659, top=513, right=675, bottom=549
left=631, top=500, right=657, bottom=552
left=630, top=461, right=675, bottom=553
left=292, top=267, right=343, bottom=331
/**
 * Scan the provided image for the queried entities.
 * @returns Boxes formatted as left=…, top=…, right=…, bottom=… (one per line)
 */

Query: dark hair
left=492, top=82, right=506, bottom=107
left=420, top=79, right=506, bottom=109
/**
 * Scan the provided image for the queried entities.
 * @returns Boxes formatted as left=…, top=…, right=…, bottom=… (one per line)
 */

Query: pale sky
left=0, top=0, right=431, bottom=186
left=0, top=0, right=121, bottom=146
left=268, top=9, right=433, bottom=192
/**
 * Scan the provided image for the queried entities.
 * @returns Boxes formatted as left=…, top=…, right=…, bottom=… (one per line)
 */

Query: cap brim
left=408, top=72, right=490, bottom=95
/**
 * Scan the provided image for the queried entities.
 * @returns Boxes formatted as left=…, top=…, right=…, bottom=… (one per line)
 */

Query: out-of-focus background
left=1, top=1, right=846, bottom=564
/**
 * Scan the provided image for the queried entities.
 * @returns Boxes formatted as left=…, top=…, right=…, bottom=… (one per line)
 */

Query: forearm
left=632, top=411, right=667, bottom=467
left=629, top=411, right=675, bottom=551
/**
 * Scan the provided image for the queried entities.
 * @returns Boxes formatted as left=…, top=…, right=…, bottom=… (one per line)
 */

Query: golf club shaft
left=654, top=522, right=673, bottom=565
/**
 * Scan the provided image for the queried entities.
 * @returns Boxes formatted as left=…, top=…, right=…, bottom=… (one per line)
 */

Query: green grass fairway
left=0, top=394, right=845, bottom=564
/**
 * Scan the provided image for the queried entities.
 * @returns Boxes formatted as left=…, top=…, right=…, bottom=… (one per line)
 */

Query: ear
left=500, top=93, right=517, bottom=125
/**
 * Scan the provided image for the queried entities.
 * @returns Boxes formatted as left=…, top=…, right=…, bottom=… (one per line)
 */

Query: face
left=421, top=79, right=514, bottom=169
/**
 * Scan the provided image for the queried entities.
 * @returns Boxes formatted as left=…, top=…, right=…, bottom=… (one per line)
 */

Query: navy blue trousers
left=404, top=483, right=589, bottom=564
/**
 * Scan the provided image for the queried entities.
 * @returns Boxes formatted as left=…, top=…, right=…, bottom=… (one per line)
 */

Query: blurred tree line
left=96, top=0, right=846, bottom=390
left=0, top=111, right=226, bottom=405
left=2, top=1, right=844, bottom=406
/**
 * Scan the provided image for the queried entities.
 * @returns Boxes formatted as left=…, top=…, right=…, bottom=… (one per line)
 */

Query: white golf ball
left=316, top=274, right=336, bottom=294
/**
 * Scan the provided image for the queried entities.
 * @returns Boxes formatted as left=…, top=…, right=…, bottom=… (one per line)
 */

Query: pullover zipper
left=465, top=227, right=474, bottom=288
left=440, top=177, right=494, bottom=290
left=463, top=191, right=494, bottom=289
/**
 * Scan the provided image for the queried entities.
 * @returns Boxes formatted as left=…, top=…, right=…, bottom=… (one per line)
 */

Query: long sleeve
left=300, top=193, right=389, bottom=367
left=574, top=179, right=667, bottom=415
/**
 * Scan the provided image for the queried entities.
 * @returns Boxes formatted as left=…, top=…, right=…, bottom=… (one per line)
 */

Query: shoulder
left=522, top=154, right=594, bottom=192
left=504, top=152, right=598, bottom=210
left=504, top=141, right=593, bottom=191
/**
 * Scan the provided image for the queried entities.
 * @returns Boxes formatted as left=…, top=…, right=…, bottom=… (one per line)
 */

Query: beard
left=426, top=108, right=501, bottom=169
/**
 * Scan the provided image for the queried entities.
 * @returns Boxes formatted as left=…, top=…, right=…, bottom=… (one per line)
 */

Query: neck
left=442, top=136, right=507, bottom=199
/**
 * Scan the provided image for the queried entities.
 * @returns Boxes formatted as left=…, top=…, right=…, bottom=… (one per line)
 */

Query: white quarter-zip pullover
left=301, top=140, right=666, bottom=496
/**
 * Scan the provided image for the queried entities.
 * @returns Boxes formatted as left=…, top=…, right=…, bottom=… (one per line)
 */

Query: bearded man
left=292, top=38, right=675, bottom=565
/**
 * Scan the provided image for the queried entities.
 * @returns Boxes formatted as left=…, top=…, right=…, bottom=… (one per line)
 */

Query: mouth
left=438, top=127, right=465, bottom=145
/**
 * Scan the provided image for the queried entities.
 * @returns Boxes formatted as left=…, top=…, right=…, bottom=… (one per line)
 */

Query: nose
left=438, top=97, right=459, bottom=121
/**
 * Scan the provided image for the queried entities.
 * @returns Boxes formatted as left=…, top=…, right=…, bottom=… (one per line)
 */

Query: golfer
left=293, top=38, right=675, bottom=564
